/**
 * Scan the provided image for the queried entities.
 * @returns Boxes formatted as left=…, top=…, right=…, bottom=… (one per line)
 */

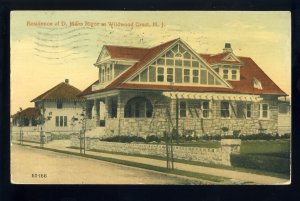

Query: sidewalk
left=13, top=140, right=290, bottom=185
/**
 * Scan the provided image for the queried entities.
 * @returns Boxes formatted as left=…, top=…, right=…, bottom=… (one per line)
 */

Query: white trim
left=222, top=52, right=242, bottom=63
left=259, top=103, right=269, bottom=119
left=162, top=92, right=262, bottom=102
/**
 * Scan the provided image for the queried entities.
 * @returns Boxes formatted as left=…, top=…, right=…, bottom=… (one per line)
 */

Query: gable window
left=221, top=101, right=230, bottom=118
left=184, top=69, right=190, bottom=83
left=56, top=116, right=67, bottom=127
left=149, top=66, right=156, bottom=82
left=223, top=69, right=228, bottom=79
left=140, top=68, right=148, bottom=82
left=124, top=97, right=153, bottom=118
left=167, top=68, right=174, bottom=82
left=193, top=70, right=199, bottom=83
left=180, top=101, right=187, bottom=118
left=202, top=101, right=210, bottom=118
left=232, top=70, right=237, bottom=80
left=200, top=70, right=207, bottom=84
left=259, top=103, right=269, bottom=119
left=57, top=100, right=63, bottom=109
left=157, top=67, right=164, bottom=82
left=175, top=68, right=183, bottom=83
left=246, top=103, right=252, bottom=118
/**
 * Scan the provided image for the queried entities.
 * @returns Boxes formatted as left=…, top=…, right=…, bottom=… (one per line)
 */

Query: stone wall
left=70, top=134, right=241, bottom=166
left=11, top=130, right=51, bottom=143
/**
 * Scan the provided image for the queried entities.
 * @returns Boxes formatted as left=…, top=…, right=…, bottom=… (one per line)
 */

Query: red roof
left=12, top=107, right=41, bottom=119
left=79, top=39, right=286, bottom=97
left=32, top=82, right=84, bottom=102
left=105, top=45, right=149, bottom=60
left=200, top=53, right=242, bottom=65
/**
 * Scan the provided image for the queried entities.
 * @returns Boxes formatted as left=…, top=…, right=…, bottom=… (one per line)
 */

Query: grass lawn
left=240, top=140, right=290, bottom=157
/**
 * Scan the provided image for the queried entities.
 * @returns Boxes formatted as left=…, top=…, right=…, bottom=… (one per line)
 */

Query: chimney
left=223, top=43, right=233, bottom=53
left=65, top=79, right=69, bottom=84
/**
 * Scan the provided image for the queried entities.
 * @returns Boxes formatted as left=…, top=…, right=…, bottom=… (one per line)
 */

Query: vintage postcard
left=10, top=11, right=291, bottom=184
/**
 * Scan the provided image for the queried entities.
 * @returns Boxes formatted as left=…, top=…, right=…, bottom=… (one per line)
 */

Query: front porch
left=84, top=90, right=279, bottom=138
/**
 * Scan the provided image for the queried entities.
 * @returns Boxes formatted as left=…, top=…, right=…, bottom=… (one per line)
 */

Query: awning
left=162, top=92, right=263, bottom=102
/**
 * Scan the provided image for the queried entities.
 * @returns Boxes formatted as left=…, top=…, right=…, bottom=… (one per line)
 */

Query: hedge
left=230, top=153, right=290, bottom=175
left=101, top=135, right=146, bottom=143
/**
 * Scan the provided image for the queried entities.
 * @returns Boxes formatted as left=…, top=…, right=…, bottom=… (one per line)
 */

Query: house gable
left=221, top=52, right=242, bottom=63
left=126, top=40, right=231, bottom=88
left=95, top=47, right=111, bottom=64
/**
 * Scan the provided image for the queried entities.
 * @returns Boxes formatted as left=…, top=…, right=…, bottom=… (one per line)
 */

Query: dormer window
left=223, top=69, right=229, bottom=79
left=232, top=70, right=237, bottom=80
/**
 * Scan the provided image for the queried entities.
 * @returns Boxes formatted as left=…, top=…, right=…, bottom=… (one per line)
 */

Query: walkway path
left=13, top=140, right=290, bottom=185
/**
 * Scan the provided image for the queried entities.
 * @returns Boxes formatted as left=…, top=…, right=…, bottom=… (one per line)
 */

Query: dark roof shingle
left=12, top=107, right=41, bottom=118
left=31, top=82, right=84, bottom=102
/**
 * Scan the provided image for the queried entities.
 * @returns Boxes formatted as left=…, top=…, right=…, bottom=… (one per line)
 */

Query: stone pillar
left=220, top=139, right=241, bottom=166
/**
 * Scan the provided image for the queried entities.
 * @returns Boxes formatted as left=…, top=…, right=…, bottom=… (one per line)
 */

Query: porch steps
left=85, top=127, right=106, bottom=138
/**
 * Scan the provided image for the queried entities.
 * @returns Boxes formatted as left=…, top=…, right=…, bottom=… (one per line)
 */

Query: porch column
left=105, top=97, right=109, bottom=118
left=117, top=94, right=122, bottom=135
left=93, top=99, right=100, bottom=126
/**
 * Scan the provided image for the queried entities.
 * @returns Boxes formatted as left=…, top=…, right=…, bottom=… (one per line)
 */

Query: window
left=202, top=101, right=210, bottom=118
left=149, top=66, right=156, bottom=82
left=192, top=61, right=199, bottom=67
left=55, top=116, right=59, bottom=127
left=246, top=103, right=252, bottom=118
left=110, top=98, right=118, bottom=118
left=184, top=69, right=190, bottom=83
left=175, top=59, right=182, bottom=66
left=124, top=97, right=153, bottom=118
left=167, top=68, right=174, bottom=82
left=259, top=103, right=269, bottom=118
left=223, top=69, right=228, bottom=79
left=175, top=68, right=182, bottom=83
left=140, top=68, right=148, bottom=82
left=64, top=116, right=67, bottom=126
left=56, top=116, right=67, bottom=127
left=57, top=100, right=63, bottom=109
left=180, top=101, right=187, bottom=118
left=193, top=70, right=199, bottom=83
left=232, top=70, right=237, bottom=80
left=106, top=66, right=111, bottom=81
left=157, top=67, right=164, bottom=82
left=208, top=72, right=215, bottom=85
left=236, top=102, right=244, bottom=118
left=221, top=101, right=230, bottom=118
left=200, top=69, right=207, bottom=84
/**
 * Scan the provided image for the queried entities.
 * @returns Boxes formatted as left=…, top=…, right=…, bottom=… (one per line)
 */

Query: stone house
left=78, top=38, right=287, bottom=138
left=12, top=79, right=85, bottom=133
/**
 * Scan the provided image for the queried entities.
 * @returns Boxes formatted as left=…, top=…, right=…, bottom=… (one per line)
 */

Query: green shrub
left=146, top=135, right=160, bottom=143
left=231, top=153, right=290, bottom=175
left=101, top=135, right=146, bottom=143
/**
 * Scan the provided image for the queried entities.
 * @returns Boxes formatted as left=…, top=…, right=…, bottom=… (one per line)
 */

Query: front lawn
left=240, top=140, right=290, bottom=156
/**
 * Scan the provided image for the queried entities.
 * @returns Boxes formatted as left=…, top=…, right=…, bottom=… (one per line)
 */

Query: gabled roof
left=104, top=45, right=149, bottom=60
left=79, top=39, right=287, bottom=97
left=79, top=38, right=179, bottom=96
left=31, top=82, right=84, bottom=102
left=12, top=107, right=41, bottom=119
left=227, top=56, right=286, bottom=95
left=200, top=52, right=242, bottom=65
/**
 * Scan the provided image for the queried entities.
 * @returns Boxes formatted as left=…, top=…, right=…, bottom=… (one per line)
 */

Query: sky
left=10, top=11, right=291, bottom=114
